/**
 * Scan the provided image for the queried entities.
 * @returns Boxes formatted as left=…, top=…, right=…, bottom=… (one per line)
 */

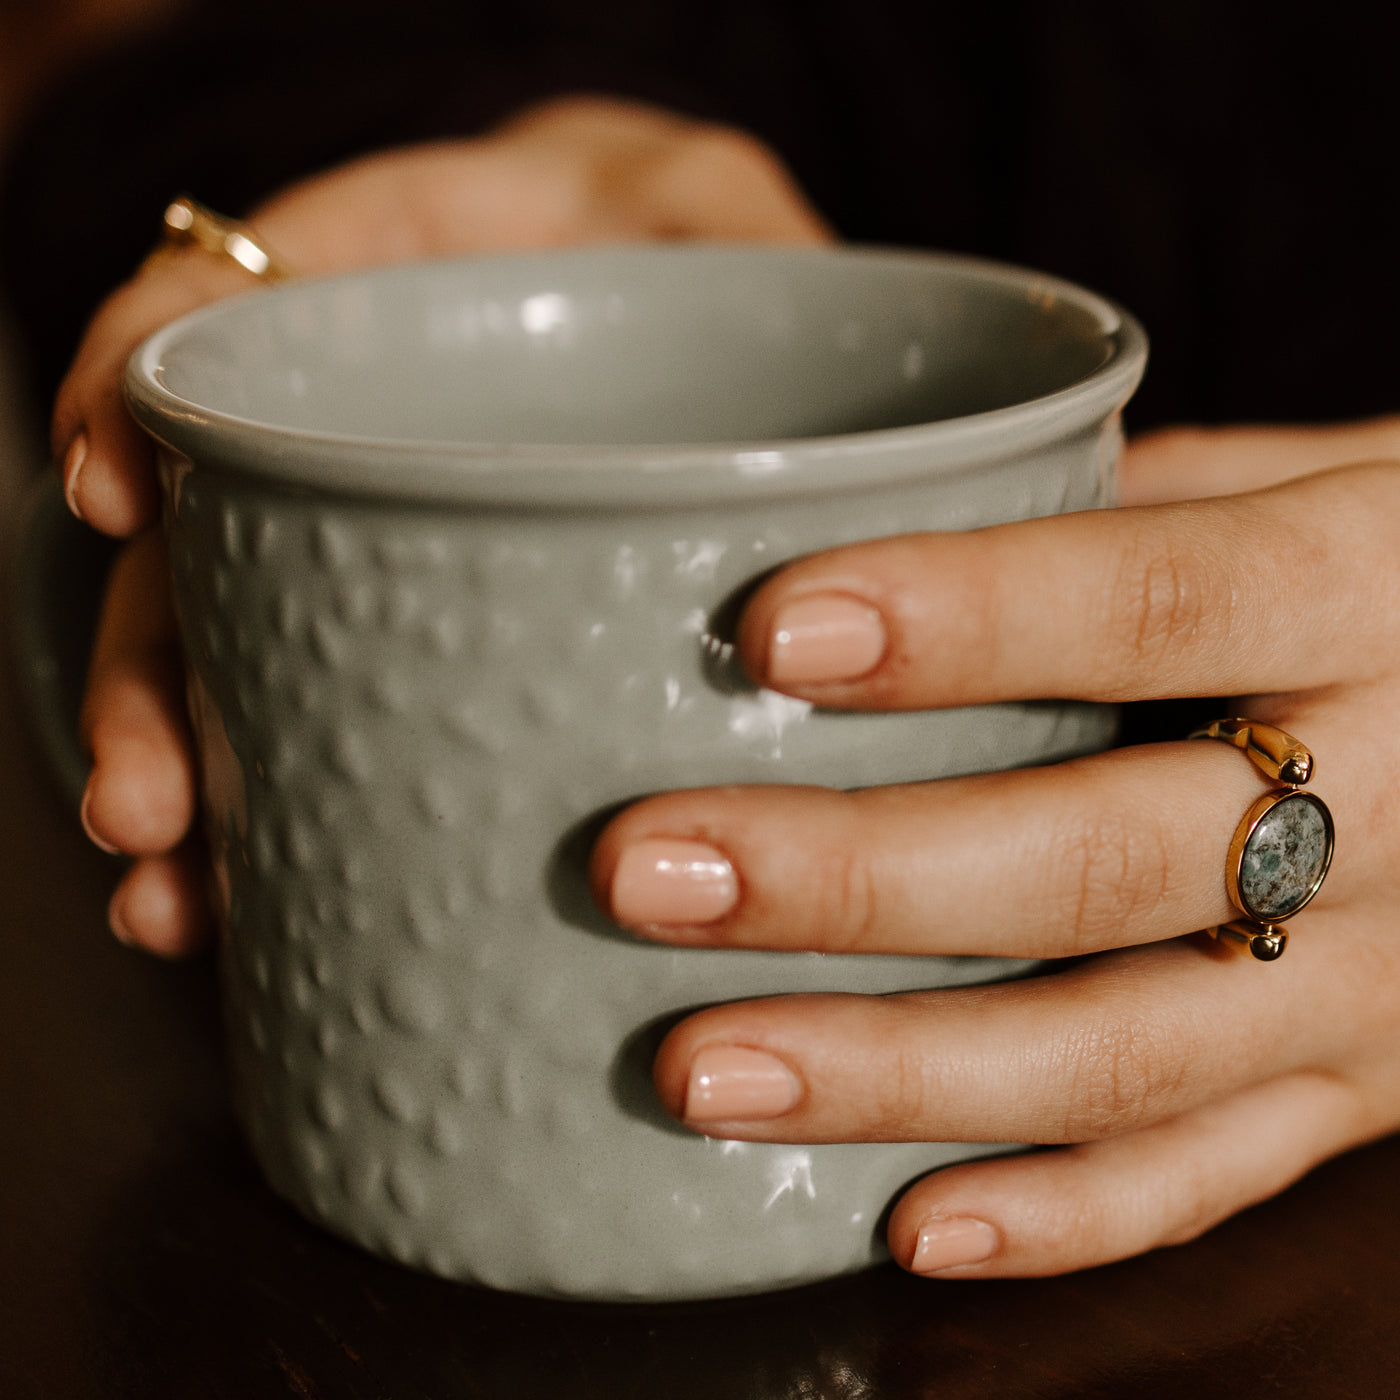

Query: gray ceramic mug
left=124, top=244, right=1146, bottom=1301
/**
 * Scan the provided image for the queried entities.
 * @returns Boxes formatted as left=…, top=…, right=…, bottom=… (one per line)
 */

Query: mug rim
left=125, top=243, right=1148, bottom=508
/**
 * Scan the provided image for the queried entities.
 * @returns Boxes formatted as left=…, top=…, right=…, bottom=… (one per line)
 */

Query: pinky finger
left=887, top=1073, right=1366, bottom=1279
left=108, top=843, right=215, bottom=958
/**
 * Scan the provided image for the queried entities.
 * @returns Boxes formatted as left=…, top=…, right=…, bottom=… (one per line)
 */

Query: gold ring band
left=1190, top=719, right=1335, bottom=961
left=144, top=195, right=291, bottom=282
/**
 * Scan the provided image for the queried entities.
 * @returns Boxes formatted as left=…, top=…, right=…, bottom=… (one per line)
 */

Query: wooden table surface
left=3, top=529, right=1398, bottom=1400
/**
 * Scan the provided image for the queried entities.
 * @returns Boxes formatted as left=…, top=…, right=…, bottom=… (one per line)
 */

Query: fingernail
left=683, top=1045, right=802, bottom=1123
left=767, top=593, right=886, bottom=686
left=108, top=894, right=137, bottom=947
left=62, top=432, right=89, bottom=520
left=610, top=838, right=738, bottom=929
left=80, top=782, right=122, bottom=855
left=909, top=1217, right=999, bottom=1275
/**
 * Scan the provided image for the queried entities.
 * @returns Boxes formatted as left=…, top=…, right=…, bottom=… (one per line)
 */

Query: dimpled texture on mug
left=166, top=436, right=1116, bottom=1300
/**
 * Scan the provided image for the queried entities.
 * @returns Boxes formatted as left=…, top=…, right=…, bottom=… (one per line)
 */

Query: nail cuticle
left=62, top=432, right=89, bottom=521
left=109, top=902, right=136, bottom=947
left=80, top=785, right=122, bottom=856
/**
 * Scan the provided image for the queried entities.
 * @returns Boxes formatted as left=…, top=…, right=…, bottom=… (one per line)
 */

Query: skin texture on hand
left=51, top=95, right=833, bottom=537
left=61, top=94, right=831, bottom=952
left=588, top=451, right=1400, bottom=1277
left=51, top=94, right=1400, bottom=1284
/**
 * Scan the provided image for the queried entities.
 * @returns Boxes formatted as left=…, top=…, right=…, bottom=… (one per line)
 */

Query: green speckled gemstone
left=1239, top=792, right=1332, bottom=922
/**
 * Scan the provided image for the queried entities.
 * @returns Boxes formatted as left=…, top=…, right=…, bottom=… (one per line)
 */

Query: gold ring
left=143, top=195, right=291, bottom=282
left=1190, top=719, right=1335, bottom=961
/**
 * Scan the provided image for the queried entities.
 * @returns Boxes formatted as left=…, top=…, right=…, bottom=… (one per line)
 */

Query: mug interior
left=145, top=247, right=1120, bottom=447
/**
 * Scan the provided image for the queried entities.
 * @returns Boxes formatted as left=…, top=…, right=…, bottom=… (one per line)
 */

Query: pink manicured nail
left=683, top=1045, right=802, bottom=1123
left=80, top=782, right=122, bottom=856
left=610, top=838, right=738, bottom=929
left=909, top=1217, right=999, bottom=1275
left=62, top=432, right=89, bottom=520
left=767, top=593, right=886, bottom=686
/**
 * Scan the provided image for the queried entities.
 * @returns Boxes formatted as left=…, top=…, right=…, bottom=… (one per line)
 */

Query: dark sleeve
left=0, top=1, right=732, bottom=406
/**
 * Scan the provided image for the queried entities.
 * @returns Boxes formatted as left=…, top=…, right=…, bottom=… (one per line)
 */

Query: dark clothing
left=2, top=1, right=1397, bottom=432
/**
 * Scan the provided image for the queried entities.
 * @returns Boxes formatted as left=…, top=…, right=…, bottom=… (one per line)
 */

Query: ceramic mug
left=120, top=244, right=1146, bottom=1300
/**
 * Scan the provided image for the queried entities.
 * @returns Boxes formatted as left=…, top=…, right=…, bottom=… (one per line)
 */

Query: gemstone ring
left=1190, top=719, right=1335, bottom=961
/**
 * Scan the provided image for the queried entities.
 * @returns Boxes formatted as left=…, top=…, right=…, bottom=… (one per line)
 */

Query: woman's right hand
left=64, top=95, right=832, bottom=953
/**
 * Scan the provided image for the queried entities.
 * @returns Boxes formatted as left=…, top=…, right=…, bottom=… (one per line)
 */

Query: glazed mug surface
left=125, top=244, right=1146, bottom=1300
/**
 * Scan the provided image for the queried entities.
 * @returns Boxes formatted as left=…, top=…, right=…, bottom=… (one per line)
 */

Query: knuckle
left=870, top=1034, right=939, bottom=1138
left=817, top=838, right=883, bottom=953
left=669, top=123, right=786, bottom=186
left=1153, top=1160, right=1231, bottom=1247
left=1046, top=798, right=1173, bottom=951
left=1056, top=1010, right=1180, bottom=1140
left=1108, top=534, right=1226, bottom=688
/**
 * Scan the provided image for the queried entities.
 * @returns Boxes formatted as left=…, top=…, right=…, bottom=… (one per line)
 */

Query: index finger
left=736, top=461, right=1400, bottom=709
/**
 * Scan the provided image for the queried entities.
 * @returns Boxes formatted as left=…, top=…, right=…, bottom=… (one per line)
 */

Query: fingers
left=253, top=98, right=831, bottom=274
left=732, top=462, right=1400, bottom=710
left=886, top=1070, right=1365, bottom=1278
left=80, top=531, right=197, bottom=857
left=54, top=101, right=830, bottom=536
left=622, top=122, right=834, bottom=242
left=54, top=250, right=257, bottom=535
left=108, top=844, right=215, bottom=958
left=81, top=531, right=210, bottom=957
left=1122, top=416, right=1400, bottom=506
left=593, top=742, right=1273, bottom=958
left=486, top=95, right=834, bottom=246
left=648, top=937, right=1338, bottom=1146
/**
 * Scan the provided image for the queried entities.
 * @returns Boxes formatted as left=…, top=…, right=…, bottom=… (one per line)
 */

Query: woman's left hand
left=590, top=418, right=1400, bottom=1279
left=65, top=96, right=831, bottom=950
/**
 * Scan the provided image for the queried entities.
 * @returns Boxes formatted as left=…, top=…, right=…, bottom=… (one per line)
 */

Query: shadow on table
left=81, top=1114, right=1400, bottom=1400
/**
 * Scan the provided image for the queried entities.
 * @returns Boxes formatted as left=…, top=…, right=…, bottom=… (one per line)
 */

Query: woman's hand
left=54, top=95, right=831, bottom=535
left=55, top=89, right=1400, bottom=1282
left=588, top=425, right=1400, bottom=1279
left=64, top=95, right=831, bottom=949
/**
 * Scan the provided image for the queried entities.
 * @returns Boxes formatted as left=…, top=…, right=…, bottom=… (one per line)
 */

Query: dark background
left=3, top=3, right=1399, bottom=1393
left=3, top=0, right=1398, bottom=436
